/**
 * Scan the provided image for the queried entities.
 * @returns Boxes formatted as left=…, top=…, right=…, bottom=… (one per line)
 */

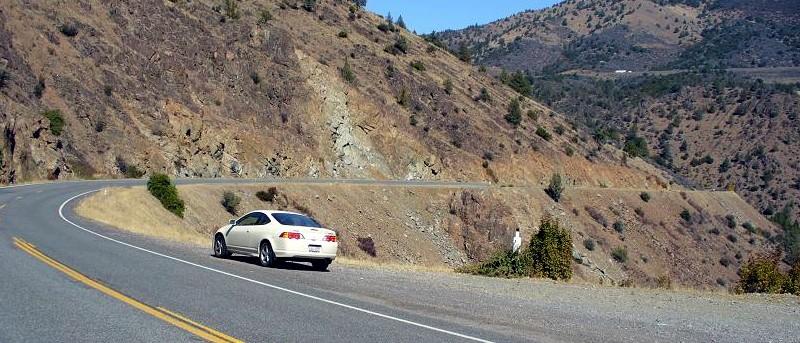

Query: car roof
left=252, top=210, right=308, bottom=217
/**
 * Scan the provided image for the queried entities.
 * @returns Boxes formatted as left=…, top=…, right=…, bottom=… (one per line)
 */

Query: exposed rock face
left=447, top=191, right=516, bottom=261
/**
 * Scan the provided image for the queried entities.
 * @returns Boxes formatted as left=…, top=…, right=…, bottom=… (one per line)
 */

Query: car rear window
left=271, top=213, right=322, bottom=228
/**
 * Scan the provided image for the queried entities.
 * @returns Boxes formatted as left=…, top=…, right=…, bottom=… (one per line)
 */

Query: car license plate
left=308, top=245, right=321, bottom=253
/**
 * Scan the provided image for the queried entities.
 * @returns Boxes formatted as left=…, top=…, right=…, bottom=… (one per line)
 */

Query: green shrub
left=385, top=35, right=408, bottom=55
left=787, top=263, right=800, bottom=295
left=725, top=214, right=737, bottom=228
left=223, top=0, right=240, bottom=19
left=624, top=135, right=649, bottom=158
left=680, top=209, right=692, bottom=222
left=59, top=23, right=79, bottom=37
left=504, top=98, right=522, bottom=127
left=640, top=192, right=651, bottom=202
left=41, top=110, right=65, bottom=136
left=221, top=191, right=241, bottom=215
left=743, top=222, right=756, bottom=234
left=458, top=216, right=573, bottom=281
left=410, top=60, right=425, bottom=71
left=340, top=58, right=356, bottom=84
left=0, top=69, right=8, bottom=89
left=735, top=252, right=786, bottom=294
left=396, top=88, right=410, bottom=108
left=256, top=187, right=279, bottom=202
left=613, top=221, right=625, bottom=234
left=611, top=247, right=628, bottom=263
left=535, top=126, right=552, bottom=141
left=544, top=173, right=564, bottom=202
left=257, top=9, right=273, bottom=25
left=583, top=238, right=595, bottom=251
left=476, top=87, right=491, bottom=102
left=527, top=109, right=539, bottom=122
left=338, top=30, right=348, bottom=38
left=147, top=173, right=185, bottom=218
left=443, top=78, right=453, bottom=94
left=525, top=215, right=573, bottom=280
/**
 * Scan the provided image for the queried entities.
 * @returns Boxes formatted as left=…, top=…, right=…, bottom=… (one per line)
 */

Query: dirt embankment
left=77, top=183, right=778, bottom=290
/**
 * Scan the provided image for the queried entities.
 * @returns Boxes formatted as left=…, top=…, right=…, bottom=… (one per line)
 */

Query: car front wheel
left=259, top=241, right=276, bottom=267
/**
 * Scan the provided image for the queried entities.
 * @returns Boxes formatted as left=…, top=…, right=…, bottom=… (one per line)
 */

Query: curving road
left=0, top=180, right=798, bottom=343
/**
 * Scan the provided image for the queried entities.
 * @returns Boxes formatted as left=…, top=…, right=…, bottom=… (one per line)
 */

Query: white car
left=212, top=210, right=338, bottom=271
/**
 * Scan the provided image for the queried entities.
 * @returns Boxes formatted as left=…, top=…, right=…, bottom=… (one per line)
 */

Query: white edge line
left=58, top=190, right=494, bottom=343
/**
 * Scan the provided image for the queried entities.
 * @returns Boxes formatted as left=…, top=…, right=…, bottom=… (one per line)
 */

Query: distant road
left=0, top=179, right=797, bottom=342
left=562, top=67, right=800, bottom=84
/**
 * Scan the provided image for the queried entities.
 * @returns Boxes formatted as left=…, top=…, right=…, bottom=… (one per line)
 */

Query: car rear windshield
left=271, top=213, right=322, bottom=228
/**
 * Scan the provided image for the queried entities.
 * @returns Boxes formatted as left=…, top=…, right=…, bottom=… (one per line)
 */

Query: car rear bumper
left=273, top=239, right=337, bottom=260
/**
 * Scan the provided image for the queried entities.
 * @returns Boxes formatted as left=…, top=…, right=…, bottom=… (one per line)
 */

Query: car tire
left=259, top=241, right=276, bottom=267
left=213, top=235, right=231, bottom=258
left=311, top=259, right=332, bottom=271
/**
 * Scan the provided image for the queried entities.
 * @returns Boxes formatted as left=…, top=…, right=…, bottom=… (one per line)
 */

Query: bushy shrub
left=735, top=252, right=786, bottom=294
left=476, top=87, right=491, bottom=102
left=223, top=0, right=240, bottom=19
left=613, top=221, right=625, bottom=234
left=147, top=173, right=185, bottom=218
left=357, top=236, right=376, bottom=257
left=443, top=78, right=453, bottom=94
left=340, top=59, right=356, bottom=83
left=787, top=263, right=800, bottom=295
left=409, top=60, right=425, bottom=71
left=680, top=209, right=692, bottom=222
left=256, top=187, right=279, bottom=202
left=583, top=238, right=595, bottom=251
left=545, top=173, right=564, bottom=202
left=384, top=35, right=408, bottom=55
left=41, top=110, right=65, bottom=136
left=526, top=215, right=573, bottom=280
left=640, top=192, right=651, bottom=202
left=535, top=126, right=552, bottom=141
left=725, top=214, right=737, bottom=228
left=59, top=23, right=79, bottom=37
left=115, top=156, right=145, bottom=179
left=505, top=98, right=522, bottom=127
left=221, top=191, right=241, bottom=215
left=458, top=215, right=573, bottom=281
left=337, top=30, right=348, bottom=38
left=743, top=222, right=757, bottom=234
left=624, top=135, right=649, bottom=158
left=0, top=69, right=8, bottom=89
left=611, top=247, right=628, bottom=263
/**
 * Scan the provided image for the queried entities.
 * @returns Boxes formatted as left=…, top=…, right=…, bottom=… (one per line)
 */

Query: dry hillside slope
left=1, top=0, right=675, bottom=191
left=79, top=183, right=777, bottom=289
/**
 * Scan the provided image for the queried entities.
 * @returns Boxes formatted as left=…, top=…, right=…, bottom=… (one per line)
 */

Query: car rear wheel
left=311, top=259, right=331, bottom=271
left=259, top=241, right=276, bottom=267
left=213, top=235, right=231, bottom=258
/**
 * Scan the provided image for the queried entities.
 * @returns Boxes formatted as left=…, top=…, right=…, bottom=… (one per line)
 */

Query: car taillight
left=323, top=235, right=337, bottom=242
left=279, top=232, right=304, bottom=240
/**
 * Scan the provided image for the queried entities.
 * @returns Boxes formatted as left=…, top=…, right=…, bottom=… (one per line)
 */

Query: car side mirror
left=229, top=219, right=236, bottom=225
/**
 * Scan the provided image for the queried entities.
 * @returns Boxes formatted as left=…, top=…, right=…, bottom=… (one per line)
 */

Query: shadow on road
left=213, top=255, right=329, bottom=272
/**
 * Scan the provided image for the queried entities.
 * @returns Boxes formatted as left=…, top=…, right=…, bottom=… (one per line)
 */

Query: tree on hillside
left=396, top=15, right=407, bottom=30
left=457, top=43, right=472, bottom=63
left=505, top=98, right=522, bottom=126
left=353, top=0, right=367, bottom=7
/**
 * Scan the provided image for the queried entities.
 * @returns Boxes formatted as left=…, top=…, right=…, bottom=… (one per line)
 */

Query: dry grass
left=76, top=187, right=206, bottom=246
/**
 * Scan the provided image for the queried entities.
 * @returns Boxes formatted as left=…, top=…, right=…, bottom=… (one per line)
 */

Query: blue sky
left=366, top=0, right=560, bottom=34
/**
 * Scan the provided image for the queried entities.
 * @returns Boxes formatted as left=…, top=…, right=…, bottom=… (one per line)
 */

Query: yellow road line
left=158, top=307, right=243, bottom=343
left=12, top=237, right=242, bottom=343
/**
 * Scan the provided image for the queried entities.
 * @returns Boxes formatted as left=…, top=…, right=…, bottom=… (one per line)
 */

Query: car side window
left=256, top=213, right=271, bottom=225
left=236, top=213, right=260, bottom=226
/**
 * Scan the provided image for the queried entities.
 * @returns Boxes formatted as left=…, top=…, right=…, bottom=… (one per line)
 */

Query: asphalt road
left=0, top=179, right=798, bottom=342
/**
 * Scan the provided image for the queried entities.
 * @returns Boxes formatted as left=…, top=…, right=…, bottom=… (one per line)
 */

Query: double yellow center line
left=13, top=237, right=243, bottom=343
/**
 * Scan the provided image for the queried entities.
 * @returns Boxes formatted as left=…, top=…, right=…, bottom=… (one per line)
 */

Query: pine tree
left=396, top=15, right=407, bottom=29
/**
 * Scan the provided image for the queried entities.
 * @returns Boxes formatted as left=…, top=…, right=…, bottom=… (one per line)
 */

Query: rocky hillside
left=79, top=183, right=779, bottom=289
left=438, top=0, right=800, bottom=221
left=437, top=0, right=800, bottom=72
left=0, top=0, right=677, bottom=191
